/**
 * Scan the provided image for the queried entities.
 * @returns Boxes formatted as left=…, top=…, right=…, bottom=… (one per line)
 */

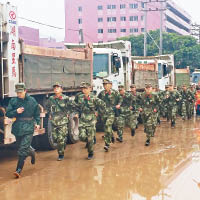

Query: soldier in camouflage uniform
left=180, top=85, right=195, bottom=120
left=190, top=85, right=196, bottom=116
left=165, top=84, right=181, bottom=127
left=98, top=79, right=122, bottom=152
left=115, top=85, right=136, bottom=142
left=46, top=82, right=75, bottom=161
left=162, top=85, right=170, bottom=120
left=139, top=84, right=160, bottom=146
left=6, top=83, right=40, bottom=178
left=75, top=82, right=106, bottom=159
left=130, top=84, right=141, bottom=135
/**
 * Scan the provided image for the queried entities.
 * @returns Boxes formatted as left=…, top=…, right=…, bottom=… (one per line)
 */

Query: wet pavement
left=1, top=117, right=200, bottom=200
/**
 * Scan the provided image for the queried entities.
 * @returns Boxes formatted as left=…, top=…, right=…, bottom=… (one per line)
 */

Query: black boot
left=157, top=118, right=161, bottom=125
left=145, top=139, right=150, bottom=146
left=29, top=146, right=35, bottom=165
left=93, top=136, right=96, bottom=145
left=57, top=155, right=64, bottom=161
left=14, top=157, right=25, bottom=178
left=111, top=136, right=115, bottom=143
left=116, top=137, right=123, bottom=143
left=88, top=152, right=94, bottom=160
left=85, top=142, right=88, bottom=149
left=104, top=143, right=110, bottom=152
left=131, top=129, right=135, bottom=137
left=171, top=121, right=175, bottom=128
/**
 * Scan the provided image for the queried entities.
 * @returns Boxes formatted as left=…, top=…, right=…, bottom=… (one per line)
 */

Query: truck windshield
left=93, top=54, right=109, bottom=77
left=192, top=73, right=200, bottom=84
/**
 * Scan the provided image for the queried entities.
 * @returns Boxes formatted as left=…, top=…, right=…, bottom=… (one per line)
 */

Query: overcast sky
left=1, top=0, right=200, bottom=41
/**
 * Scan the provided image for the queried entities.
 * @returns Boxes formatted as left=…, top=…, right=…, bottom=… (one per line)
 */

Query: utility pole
left=142, top=0, right=166, bottom=56
left=144, top=0, right=147, bottom=57
left=159, top=1, right=163, bottom=55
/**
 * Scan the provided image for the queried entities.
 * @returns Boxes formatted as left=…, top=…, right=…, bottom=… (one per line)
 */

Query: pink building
left=19, top=26, right=40, bottom=46
left=65, top=0, right=191, bottom=43
left=19, top=26, right=64, bottom=49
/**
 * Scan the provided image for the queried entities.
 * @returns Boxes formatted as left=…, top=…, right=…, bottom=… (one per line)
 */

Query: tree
left=118, top=30, right=200, bottom=71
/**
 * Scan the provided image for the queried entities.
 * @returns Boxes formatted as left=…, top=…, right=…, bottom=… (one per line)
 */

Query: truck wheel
left=38, top=117, right=57, bottom=150
left=68, top=113, right=79, bottom=144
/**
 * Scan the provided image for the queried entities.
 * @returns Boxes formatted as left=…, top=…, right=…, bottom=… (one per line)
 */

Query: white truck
left=66, top=41, right=175, bottom=92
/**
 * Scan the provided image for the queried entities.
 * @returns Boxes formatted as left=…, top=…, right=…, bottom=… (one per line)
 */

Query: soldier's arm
left=6, top=99, right=18, bottom=118
left=116, top=91, right=123, bottom=106
left=95, top=97, right=106, bottom=113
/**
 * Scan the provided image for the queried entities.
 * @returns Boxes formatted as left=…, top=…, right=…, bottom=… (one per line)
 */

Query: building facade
left=64, top=0, right=191, bottom=43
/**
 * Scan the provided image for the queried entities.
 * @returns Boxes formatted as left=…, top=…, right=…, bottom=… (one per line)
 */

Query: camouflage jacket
left=75, top=93, right=106, bottom=124
left=46, top=94, right=75, bottom=126
left=180, top=90, right=195, bottom=103
left=130, top=92, right=141, bottom=112
left=165, top=91, right=181, bottom=107
left=120, top=92, right=133, bottom=115
left=139, top=92, right=160, bottom=115
left=6, top=94, right=40, bottom=136
left=98, top=89, right=123, bottom=115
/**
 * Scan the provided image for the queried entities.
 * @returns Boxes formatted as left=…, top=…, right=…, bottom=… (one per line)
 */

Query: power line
left=19, top=17, right=64, bottom=29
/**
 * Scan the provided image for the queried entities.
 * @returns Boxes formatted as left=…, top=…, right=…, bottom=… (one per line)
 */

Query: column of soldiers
left=6, top=81, right=196, bottom=178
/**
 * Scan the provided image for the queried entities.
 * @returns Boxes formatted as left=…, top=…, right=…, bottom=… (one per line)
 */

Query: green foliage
left=118, top=30, right=200, bottom=71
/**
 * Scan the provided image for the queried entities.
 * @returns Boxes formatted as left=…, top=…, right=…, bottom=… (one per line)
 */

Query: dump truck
left=175, top=67, right=190, bottom=87
left=132, top=55, right=175, bottom=91
left=0, top=3, right=93, bottom=148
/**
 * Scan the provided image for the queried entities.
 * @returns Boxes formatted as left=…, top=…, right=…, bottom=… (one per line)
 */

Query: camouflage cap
left=130, top=84, right=136, bottom=88
left=182, top=84, right=187, bottom=87
left=80, top=82, right=91, bottom=88
left=145, top=83, right=152, bottom=88
left=53, top=82, right=62, bottom=88
left=15, top=83, right=26, bottom=92
left=103, top=79, right=112, bottom=84
left=118, top=85, right=125, bottom=90
left=165, top=85, right=169, bottom=88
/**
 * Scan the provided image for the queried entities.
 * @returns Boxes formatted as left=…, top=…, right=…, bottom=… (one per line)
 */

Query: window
left=141, top=15, right=144, bottom=21
left=121, top=29, right=126, bottom=32
left=107, top=5, right=116, bottom=9
left=93, top=54, right=109, bottom=77
left=130, top=28, right=134, bottom=33
left=134, top=28, right=138, bottom=32
left=78, top=6, right=82, bottom=12
left=98, top=29, right=103, bottom=33
left=130, top=16, right=138, bottom=21
left=120, top=16, right=126, bottom=21
left=78, top=18, right=82, bottom=24
left=120, top=4, right=126, bottom=9
left=107, top=17, right=116, bottom=22
left=97, top=5, right=103, bottom=10
left=98, top=18, right=103, bottom=22
left=141, top=2, right=145, bottom=8
left=108, top=29, right=117, bottom=33
left=129, top=3, right=138, bottom=9
left=141, top=28, right=145, bottom=32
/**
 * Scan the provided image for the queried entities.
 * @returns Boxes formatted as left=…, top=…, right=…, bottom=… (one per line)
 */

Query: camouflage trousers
left=142, top=112, right=157, bottom=140
left=181, top=102, right=192, bottom=119
left=102, top=114, right=115, bottom=145
left=52, top=124, right=68, bottom=156
left=79, top=121, right=96, bottom=154
left=116, top=112, right=138, bottom=138
left=168, top=106, right=177, bottom=123
left=16, top=134, right=33, bottom=158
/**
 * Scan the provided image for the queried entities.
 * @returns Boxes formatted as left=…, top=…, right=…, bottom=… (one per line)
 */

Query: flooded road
left=1, top=117, right=200, bottom=200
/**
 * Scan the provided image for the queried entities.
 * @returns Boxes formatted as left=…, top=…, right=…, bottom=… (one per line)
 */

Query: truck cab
left=192, top=69, right=200, bottom=85
left=92, top=48, right=124, bottom=94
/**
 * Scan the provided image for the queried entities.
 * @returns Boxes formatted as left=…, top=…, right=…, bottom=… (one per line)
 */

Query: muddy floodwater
left=1, top=118, right=200, bottom=200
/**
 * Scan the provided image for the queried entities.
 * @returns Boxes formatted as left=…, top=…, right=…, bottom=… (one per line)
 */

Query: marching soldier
left=75, top=82, right=105, bottom=159
left=6, top=83, right=40, bottom=178
left=139, top=84, right=160, bottom=146
left=98, top=79, right=122, bottom=152
left=116, top=85, right=136, bottom=142
left=180, top=85, right=194, bottom=120
left=130, top=84, right=141, bottom=135
left=165, top=84, right=181, bottom=127
left=46, top=82, right=75, bottom=161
